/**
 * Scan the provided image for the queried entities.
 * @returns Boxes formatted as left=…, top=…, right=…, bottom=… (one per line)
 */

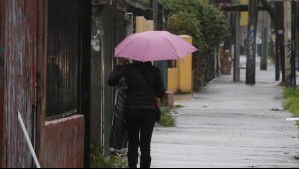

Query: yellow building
left=168, top=35, right=193, bottom=93
left=240, top=0, right=249, bottom=26
left=135, top=16, right=153, bottom=32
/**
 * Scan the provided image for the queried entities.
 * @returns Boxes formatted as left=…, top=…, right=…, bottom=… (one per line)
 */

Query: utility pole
left=276, top=2, right=286, bottom=84
left=260, top=0, right=284, bottom=82
left=152, top=0, right=158, bottom=30
left=152, top=0, right=168, bottom=88
left=246, top=0, right=258, bottom=84
left=291, top=0, right=296, bottom=88
left=233, top=9, right=241, bottom=82
left=261, top=11, right=268, bottom=70
left=284, top=1, right=292, bottom=86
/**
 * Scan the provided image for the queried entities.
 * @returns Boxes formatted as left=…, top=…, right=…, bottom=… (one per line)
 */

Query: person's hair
left=134, top=61, right=153, bottom=73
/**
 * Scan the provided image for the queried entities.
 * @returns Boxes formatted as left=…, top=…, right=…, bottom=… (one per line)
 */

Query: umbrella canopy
left=114, top=31, right=197, bottom=62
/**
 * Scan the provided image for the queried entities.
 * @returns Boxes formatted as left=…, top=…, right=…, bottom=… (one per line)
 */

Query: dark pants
left=126, top=109, right=156, bottom=168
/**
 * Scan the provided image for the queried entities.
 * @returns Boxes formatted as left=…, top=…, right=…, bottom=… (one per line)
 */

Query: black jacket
left=108, top=62, right=165, bottom=111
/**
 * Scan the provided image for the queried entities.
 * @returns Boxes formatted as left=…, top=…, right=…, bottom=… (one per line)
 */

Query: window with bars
left=46, top=0, right=81, bottom=119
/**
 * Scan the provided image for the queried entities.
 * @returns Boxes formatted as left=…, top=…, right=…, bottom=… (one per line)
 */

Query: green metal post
left=154, top=61, right=168, bottom=89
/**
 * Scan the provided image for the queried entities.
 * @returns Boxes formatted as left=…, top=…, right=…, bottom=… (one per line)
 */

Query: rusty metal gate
left=46, top=1, right=91, bottom=167
left=47, top=0, right=82, bottom=118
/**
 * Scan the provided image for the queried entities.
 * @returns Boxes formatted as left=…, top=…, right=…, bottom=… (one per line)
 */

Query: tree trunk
left=246, top=0, right=258, bottom=84
left=261, top=0, right=285, bottom=82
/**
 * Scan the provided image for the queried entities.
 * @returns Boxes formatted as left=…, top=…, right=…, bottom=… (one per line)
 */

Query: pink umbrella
left=114, top=31, right=197, bottom=62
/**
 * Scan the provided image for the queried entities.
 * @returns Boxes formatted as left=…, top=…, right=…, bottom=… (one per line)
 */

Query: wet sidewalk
left=151, top=57, right=299, bottom=168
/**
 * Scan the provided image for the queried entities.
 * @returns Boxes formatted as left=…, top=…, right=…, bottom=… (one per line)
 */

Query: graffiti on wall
left=247, top=26, right=255, bottom=61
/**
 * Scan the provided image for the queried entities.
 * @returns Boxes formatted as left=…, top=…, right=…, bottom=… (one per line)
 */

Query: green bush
left=284, top=97, right=299, bottom=117
left=159, top=107, right=176, bottom=127
left=90, top=144, right=128, bottom=168
left=175, top=104, right=185, bottom=108
left=283, top=87, right=299, bottom=127
left=162, top=0, right=229, bottom=88
left=283, top=87, right=299, bottom=99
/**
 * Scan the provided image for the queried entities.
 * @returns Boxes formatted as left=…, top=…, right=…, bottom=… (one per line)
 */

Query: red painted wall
left=2, top=0, right=38, bottom=167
